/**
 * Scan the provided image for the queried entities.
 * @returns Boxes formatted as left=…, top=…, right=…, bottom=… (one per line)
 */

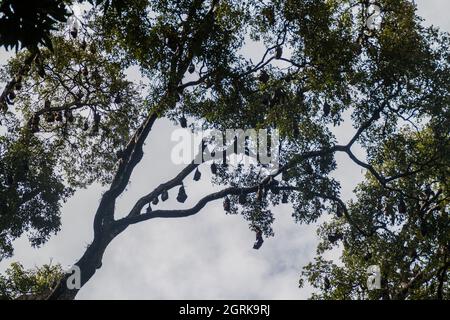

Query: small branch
left=344, top=148, right=386, bottom=185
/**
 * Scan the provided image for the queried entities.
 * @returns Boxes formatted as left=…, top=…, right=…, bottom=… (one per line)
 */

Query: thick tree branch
left=126, top=161, right=200, bottom=219
left=92, top=110, right=159, bottom=235
left=118, top=185, right=259, bottom=226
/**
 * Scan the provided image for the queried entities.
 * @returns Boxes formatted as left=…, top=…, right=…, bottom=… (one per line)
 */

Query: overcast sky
left=0, top=0, right=448, bottom=299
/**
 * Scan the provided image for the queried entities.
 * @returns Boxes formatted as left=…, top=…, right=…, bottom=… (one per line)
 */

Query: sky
left=0, top=0, right=449, bottom=300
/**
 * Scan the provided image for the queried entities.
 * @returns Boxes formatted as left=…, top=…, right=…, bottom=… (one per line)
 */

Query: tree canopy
left=0, top=0, right=448, bottom=299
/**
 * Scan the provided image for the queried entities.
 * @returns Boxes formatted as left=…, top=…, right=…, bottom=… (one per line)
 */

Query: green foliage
left=0, top=0, right=72, bottom=50
left=0, top=0, right=130, bottom=51
left=301, top=128, right=450, bottom=299
left=0, top=262, right=63, bottom=300
left=0, top=134, right=72, bottom=260
left=0, top=24, right=145, bottom=258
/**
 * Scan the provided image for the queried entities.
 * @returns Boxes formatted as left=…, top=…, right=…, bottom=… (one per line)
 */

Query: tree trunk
left=47, top=225, right=123, bottom=300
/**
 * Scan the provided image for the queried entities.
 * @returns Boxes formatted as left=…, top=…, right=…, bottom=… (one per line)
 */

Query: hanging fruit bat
left=262, top=94, right=270, bottom=107
left=193, top=168, right=201, bottom=181
left=70, top=23, right=78, bottom=38
left=364, top=252, right=372, bottom=261
left=284, top=73, right=293, bottom=82
left=94, top=112, right=101, bottom=125
left=55, top=111, right=63, bottom=122
left=269, top=178, right=279, bottom=194
left=76, top=91, right=84, bottom=100
left=211, top=162, right=217, bottom=175
left=180, top=116, right=187, bottom=128
left=259, top=70, right=270, bottom=84
left=90, top=44, right=97, bottom=54
left=65, top=109, right=74, bottom=123
left=238, top=193, right=247, bottom=205
left=81, top=39, right=87, bottom=50
left=292, top=121, right=300, bottom=138
left=267, top=176, right=277, bottom=187
left=281, top=170, right=289, bottom=181
left=176, top=185, right=187, bottom=203
left=71, top=28, right=78, bottom=39
left=272, top=88, right=284, bottom=105
left=92, top=69, right=101, bottom=83
left=425, top=185, right=434, bottom=197
left=398, top=197, right=407, bottom=214
left=166, top=33, right=178, bottom=51
left=263, top=186, right=269, bottom=198
left=223, top=197, right=231, bottom=212
left=6, top=173, right=14, bottom=186
left=271, top=187, right=279, bottom=195
left=15, top=75, right=22, bottom=87
left=328, top=232, right=342, bottom=244
left=1, top=99, right=7, bottom=112
left=256, top=186, right=263, bottom=201
left=8, top=91, right=16, bottom=101
left=61, top=124, right=69, bottom=138
left=152, top=197, right=159, bottom=205
left=420, top=223, right=428, bottom=237
left=15, top=81, right=22, bottom=91
left=92, top=113, right=101, bottom=134
left=114, top=93, right=123, bottom=104
left=82, top=67, right=89, bottom=77
left=281, top=192, right=289, bottom=204
left=275, top=46, right=283, bottom=59
left=261, top=6, right=275, bottom=25
left=222, top=153, right=228, bottom=169
left=161, top=189, right=169, bottom=202
left=323, top=102, right=331, bottom=117
left=30, top=115, right=40, bottom=133
left=38, top=65, right=46, bottom=78
left=253, top=228, right=264, bottom=250
left=45, top=99, right=51, bottom=109
left=21, top=159, right=29, bottom=172
left=45, top=112, right=55, bottom=123
left=373, top=111, right=381, bottom=121
left=324, top=277, right=331, bottom=291
left=146, top=204, right=152, bottom=214
left=188, top=63, right=195, bottom=74
left=83, top=120, right=89, bottom=131
left=409, top=249, right=418, bottom=259
left=5, top=95, right=13, bottom=106
left=336, top=204, right=343, bottom=218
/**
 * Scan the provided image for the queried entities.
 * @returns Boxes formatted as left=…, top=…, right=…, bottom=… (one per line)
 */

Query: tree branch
left=116, top=185, right=259, bottom=226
